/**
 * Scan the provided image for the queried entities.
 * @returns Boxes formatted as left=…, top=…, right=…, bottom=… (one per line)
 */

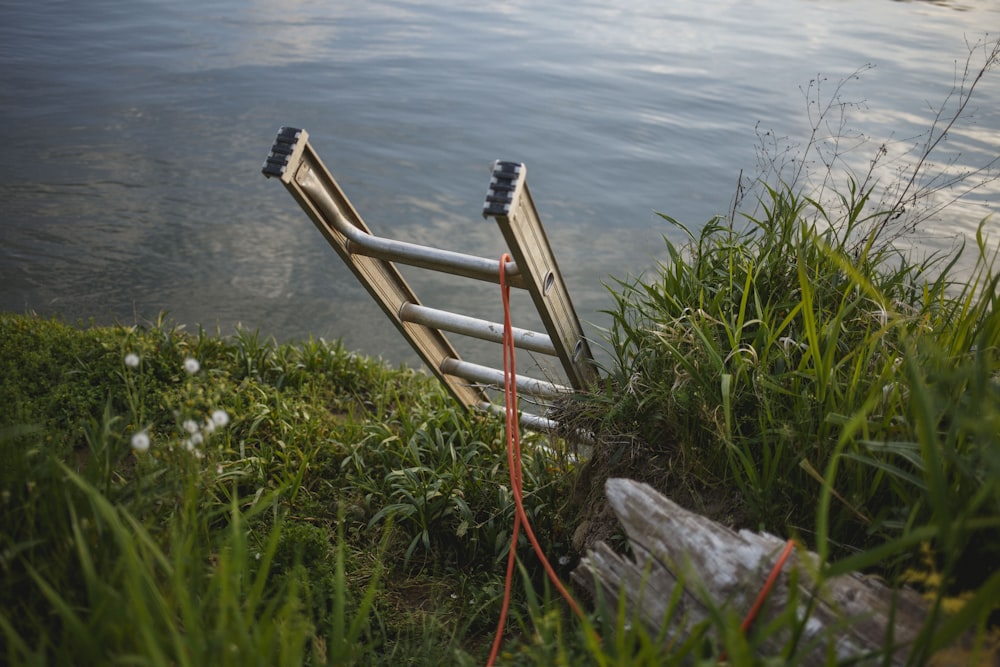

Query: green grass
left=560, top=40, right=1000, bottom=662
left=573, top=162, right=1000, bottom=666
left=4, top=208, right=998, bottom=663
left=0, top=313, right=592, bottom=665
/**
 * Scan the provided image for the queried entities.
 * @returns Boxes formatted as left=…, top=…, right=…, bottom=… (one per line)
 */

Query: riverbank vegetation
left=565, top=36, right=1000, bottom=663
left=3, top=39, right=1000, bottom=666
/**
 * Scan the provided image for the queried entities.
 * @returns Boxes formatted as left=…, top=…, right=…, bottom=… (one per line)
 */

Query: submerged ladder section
left=262, top=127, right=597, bottom=430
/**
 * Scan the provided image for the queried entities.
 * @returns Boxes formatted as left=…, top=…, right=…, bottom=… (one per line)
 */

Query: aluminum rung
left=440, top=357, right=571, bottom=400
left=339, top=223, right=524, bottom=288
left=479, top=402, right=558, bottom=432
left=264, top=128, right=525, bottom=288
left=399, top=302, right=556, bottom=356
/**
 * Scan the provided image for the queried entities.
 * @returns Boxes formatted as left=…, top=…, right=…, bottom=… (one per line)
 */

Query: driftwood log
left=571, top=478, right=936, bottom=665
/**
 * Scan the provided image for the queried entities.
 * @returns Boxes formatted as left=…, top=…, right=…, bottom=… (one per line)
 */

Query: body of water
left=2, top=0, right=998, bottom=368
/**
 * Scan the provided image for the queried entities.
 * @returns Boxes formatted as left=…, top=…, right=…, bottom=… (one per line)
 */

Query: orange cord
left=740, top=538, right=796, bottom=634
left=718, top=538, right=797, bottom=663
left=484, top=255, right=793, bottom=666
left=487, top=254, right=584, bottom=666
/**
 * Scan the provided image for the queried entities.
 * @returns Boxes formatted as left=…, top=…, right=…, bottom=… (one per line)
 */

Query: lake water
left=2, top=0, right=998, bottom=369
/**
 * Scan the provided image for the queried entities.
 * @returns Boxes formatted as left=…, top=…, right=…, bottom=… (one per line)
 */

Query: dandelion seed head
left=184, top=438, right=195, bottom=451
left=183, top=419, right=199, bottom=434
left=191, top=432, right=204, bottom=446
left=183, top=357, right=200, bottom=374
left=211, top=409, right=229, bottom=427
left=124, top=352, right=140, bottom=368
left=203, top=418, right=216, bottom=434
left=131, top=431, right=151, bottom=453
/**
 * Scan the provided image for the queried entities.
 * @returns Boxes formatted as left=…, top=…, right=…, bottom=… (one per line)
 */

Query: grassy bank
left=3, top=200, right=998, bottom=663
left=563, top=42, right=1000, bottom=661
left=569, top=191, right=1000, bottom=659
left=4, top=212, right=1000, bottom=666
left=1, top=314, right=584, bottom=664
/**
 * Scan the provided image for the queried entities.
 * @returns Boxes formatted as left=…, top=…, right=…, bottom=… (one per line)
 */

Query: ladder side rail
left=264, top=128, right=487, bottom=408
left=483, top=162, right=599, bottom=390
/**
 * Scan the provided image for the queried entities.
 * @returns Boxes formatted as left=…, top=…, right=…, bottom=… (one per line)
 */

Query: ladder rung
left=346, top=229, right=524, bottom=288
left=294, top=169, right=526, bottom=288
left=399, top=303, right=556, bottom=356
left=440, top=357, right=571, bottom=399
left=478, top=402, right=557, bottom=432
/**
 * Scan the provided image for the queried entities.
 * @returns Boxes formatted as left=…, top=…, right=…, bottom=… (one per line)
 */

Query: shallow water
left=1, top=0, right=997, bottom=367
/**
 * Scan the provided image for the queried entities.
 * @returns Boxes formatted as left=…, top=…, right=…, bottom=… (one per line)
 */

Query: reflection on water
left=0, top=0, right=997, bottom=366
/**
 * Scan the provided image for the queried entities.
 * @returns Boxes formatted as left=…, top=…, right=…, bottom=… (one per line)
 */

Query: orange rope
left=740, top=538, right=796, bottom=634
left=487, top=253, right=583, bottom=666
left=484, top=255, right=793, bottom=665
left=718, top=538, right=797, bottom=663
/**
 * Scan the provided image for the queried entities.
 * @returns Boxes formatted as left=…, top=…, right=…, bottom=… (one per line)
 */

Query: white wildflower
left=183, top=357, right=200, bottom=374
left=211, top=409, right=229, bottom=427
left=882, top=382, right=896, bottom=401
left=190, top=432, right=204, bottom=446
left=184, top=438, right=195, bottom=451
left=131, top=431, right=151, bottom=453
left=124, top=352, right=140, bottom=368
left=778, top=336, right=807, bottom=353
left=183, top=419, right=200, bottom=434
left=202, top=418, right=216, bottom=434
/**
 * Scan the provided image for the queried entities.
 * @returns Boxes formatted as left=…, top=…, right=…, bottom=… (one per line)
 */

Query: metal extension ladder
left=262, top=127, right=597, bottom=430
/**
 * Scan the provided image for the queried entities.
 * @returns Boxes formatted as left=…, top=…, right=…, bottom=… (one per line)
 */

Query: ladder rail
left=483, top=162, right=599, bottom=391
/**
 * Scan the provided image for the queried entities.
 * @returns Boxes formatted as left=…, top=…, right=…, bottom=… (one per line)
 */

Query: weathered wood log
left=571, top=478, right=934, bottom=666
